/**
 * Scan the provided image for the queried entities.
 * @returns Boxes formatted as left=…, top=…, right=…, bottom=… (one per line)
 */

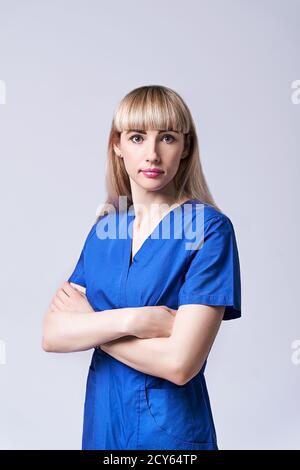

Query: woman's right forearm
left=42, top=308, right=134, bottom=353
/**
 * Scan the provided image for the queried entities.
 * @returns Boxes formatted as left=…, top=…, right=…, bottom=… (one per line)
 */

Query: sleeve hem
left=177, top=293, right=242, bottom=321
left=67, top=275, right=86, bottom=288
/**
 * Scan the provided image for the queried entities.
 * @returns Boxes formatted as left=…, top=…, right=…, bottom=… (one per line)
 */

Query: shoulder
left=188, top=199, right=234, bottom=232
left=80, top=219, right=101, bottom=249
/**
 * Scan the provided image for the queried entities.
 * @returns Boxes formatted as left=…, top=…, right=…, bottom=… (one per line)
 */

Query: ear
left=182, top=133, right=191, bottom=158
left=112, top=134, right=122, bottom=157
left=113, top=142, right=122, bottom=156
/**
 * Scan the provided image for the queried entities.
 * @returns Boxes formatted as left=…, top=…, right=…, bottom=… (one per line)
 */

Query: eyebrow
left=125, top=129, right=180, bottom=134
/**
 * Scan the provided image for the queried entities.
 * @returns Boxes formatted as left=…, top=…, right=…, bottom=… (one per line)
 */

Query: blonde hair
left=96, top=85, right=222, bottom=221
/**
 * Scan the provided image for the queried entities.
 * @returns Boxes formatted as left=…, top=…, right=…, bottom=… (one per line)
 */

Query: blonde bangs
left=114, top=86, right=190, bottom=135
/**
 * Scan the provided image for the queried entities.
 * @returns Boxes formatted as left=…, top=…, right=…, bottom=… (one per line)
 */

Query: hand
left=127, top=305, right=177, bottom=339
left=49, top=281, right=94, bottom=313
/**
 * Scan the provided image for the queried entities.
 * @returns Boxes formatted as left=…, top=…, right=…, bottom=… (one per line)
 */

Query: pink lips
left=141, top=168, right=163, bottom=173
left=141, top=169, right=164, bottom=178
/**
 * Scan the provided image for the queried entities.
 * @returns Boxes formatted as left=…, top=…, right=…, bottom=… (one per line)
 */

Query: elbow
left=42, top=315, right=56, bottom=352
left=42, top=319, right=53, bottom=352
left=42, top=336, right=53, bottom=352
left=41, top=328, right=58, bottom=352
left=41, top=313, right=65, bottom=352
left=42, top=331, right=58, bottom=352
left=41, top=333, right=69, bottom=353
left=167, top=359, right=190, bottom=386
left=41, top=329, right=72, bottom=352
left=170, top=358, right=203, bottom=386
left=171, top=369, right=190, bottom=387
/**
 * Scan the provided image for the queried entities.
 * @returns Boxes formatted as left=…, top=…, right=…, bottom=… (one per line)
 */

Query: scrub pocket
left=137, top=385, right=218, bottom=450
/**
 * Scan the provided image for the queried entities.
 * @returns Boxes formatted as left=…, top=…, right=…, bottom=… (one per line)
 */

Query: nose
left=145, top=139, right=160, bottom=163
left=146, top=154, right=159, bottom=163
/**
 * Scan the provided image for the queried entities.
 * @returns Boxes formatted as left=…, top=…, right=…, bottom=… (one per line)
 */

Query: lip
left=140, top=168, right=164, bottom=173
left=140, top=169, right=164, bottom=179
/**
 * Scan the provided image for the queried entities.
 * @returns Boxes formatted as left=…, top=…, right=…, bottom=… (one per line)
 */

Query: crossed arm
left=100, top=304, right=224, bottom=385
left=42, top=282, right=224, bottom=386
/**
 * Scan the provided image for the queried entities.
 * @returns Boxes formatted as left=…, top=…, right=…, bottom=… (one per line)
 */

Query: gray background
left=0, top=0, right=299, bottom=450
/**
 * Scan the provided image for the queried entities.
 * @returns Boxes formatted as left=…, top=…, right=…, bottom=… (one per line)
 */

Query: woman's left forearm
left=100, top=336, right=183, bottom=385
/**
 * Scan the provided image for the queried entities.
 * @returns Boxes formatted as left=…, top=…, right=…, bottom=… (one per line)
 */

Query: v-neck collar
left=126, top=198, right=194, bottom=269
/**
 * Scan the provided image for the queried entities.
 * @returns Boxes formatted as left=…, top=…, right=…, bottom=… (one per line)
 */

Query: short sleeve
left=177, top=215, right=242, bottom=320
left=67, top=222, right=96, bottom=288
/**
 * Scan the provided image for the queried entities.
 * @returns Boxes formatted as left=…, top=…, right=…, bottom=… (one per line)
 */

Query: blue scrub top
left=68, top=198, right=242, bottom=450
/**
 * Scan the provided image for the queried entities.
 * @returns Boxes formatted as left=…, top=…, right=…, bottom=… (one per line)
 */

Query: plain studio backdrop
left=0, top=0, right=299, bottom=450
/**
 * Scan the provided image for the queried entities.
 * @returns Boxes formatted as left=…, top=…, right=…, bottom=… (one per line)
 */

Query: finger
left=165, top=307, right=177, bottom=316
left=53, top=296, right=66, bottom=311
left=69, top=282, right=86, bottom=295
left=64, top=281, right=86, bottom=296
left=65, top=282, right=85, bottom=299
left=56, top=288, right=70, bottom=303
left=58, top=283, right=72, bottom=298
left=55, top=290, right=67, bottom=303
left=50, top=302, right=59, bottom=312
left=60, top=281, right=75, bottom=297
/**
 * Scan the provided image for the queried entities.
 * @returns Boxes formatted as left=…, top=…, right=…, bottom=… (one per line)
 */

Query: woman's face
left=114, top=129, right=185, bottom=192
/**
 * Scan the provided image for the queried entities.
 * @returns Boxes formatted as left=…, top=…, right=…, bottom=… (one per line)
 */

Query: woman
left=42, top=85, right=242, bottom=450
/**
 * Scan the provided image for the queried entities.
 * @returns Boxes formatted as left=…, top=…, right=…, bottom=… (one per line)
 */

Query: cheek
left=122, top=153, right=140, bottom=175
left=165, top=154, right=182, bottom=174
left=122, top=144, right=144, bottom=165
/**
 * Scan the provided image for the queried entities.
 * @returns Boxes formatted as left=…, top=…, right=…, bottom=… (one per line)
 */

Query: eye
left=129, top=134, right=144, bottom=143
left=129, top=134, right=176, bottom=144
left=162, top=134, right=176, bottom=143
